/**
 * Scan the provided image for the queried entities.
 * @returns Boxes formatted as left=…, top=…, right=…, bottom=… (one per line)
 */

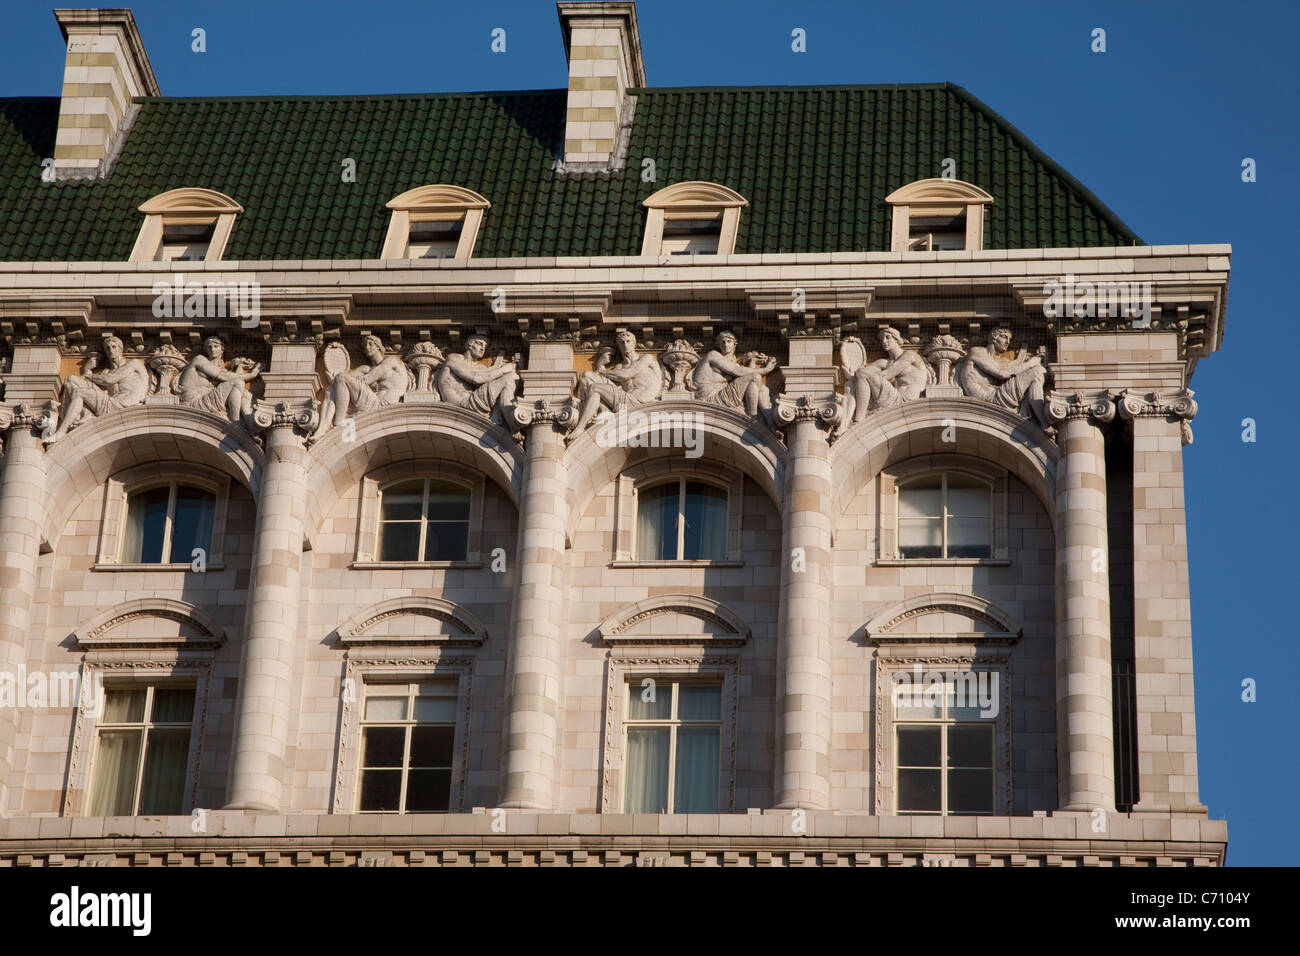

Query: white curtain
left=89, top=731, right=141, bottom=815
left=683, top=484, right=727, bottom=559
left=636, top=484, right=677, bottom=560
left=673, top=727, right=719, bottom=812
left=137, top=729, right=190, bottom=815
left=624, top=728, right=670, bottom=812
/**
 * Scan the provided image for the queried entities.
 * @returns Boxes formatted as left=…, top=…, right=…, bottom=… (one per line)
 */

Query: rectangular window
left=897, top=473, right=991, bottom=560
left=159, top=222, right=215, bottom=261
left=358, top=682, right=457, bottom=813
left=408, top=217, right=464, bottom=259
left=89, top=685, right=196, bottom=815
left=661, top=216, right=721, bottom=255
left=894, top=678, right=994, bottom=815
left=635, top=479, right=727, bottom=561
left=121, top=483, right=216, bottom=565
left=908, top=213, right=966, bottom=251
left=624, top=681, right=721, bottom=813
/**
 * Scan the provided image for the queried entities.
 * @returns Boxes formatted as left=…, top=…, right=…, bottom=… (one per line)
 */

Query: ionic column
left=772, top=392, right=839, bottom=811
left=1119, top=389, right=1203, bottom=812
left=498, top=344, right=575, bottom=809
left=225, top=395, right=315, bottom=811
left=1047, top=392, right=1116, bottom=811
left=0, top=346, right=61, bottom=814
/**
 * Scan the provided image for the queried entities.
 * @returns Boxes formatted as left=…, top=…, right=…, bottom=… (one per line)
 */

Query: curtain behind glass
left=683, top=483, right=727, bottom=559
left=673, top=727, right=719, bottom=812
left=636, top=483, right=678, bottom=560
left=137, top=729, right=191, bottom=814
left=168, top=488, right=215, bottom=562
left=89, top=730, right=141, bottom=815
left=624, top=727, right=670, bottom=812
left=121, top=487, right=169, bottom=563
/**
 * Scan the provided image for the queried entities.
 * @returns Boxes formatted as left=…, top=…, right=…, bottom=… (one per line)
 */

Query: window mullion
left=677, top=478, right=686, bottom=560
left=161, top=483, right=177, bottom=563
left=417, top=480, right=430, bottom=561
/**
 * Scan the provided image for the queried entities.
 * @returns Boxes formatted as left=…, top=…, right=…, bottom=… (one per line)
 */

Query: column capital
left=773, top=393, right=843, bottom=433
left=1116, top=387, right=1197, bottom=422
left=251, top=400, right=318, bottom=436
left=1046, top=390, right=1116, bottom=426
left=510, top=397, right=578, bottom=433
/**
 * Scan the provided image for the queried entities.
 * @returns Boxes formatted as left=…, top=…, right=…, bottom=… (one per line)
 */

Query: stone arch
left=830, top=398, right=1057, bottom=523
left=335, top=595, right=488, bottom=647
left=864, top=591, right=1023, bottom=644
left=598, top=593, right=751, bottom=645
left=71, top=597, right=227, bottom=649
left=302, top=403, right=523, bottom=548
left=563, top=400, right=784, bottom=546
left=40, top=405, right=262, bottom=552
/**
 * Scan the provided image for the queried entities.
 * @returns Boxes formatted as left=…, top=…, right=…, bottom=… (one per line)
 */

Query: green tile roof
left=0, top=82, right=1140, bottom=262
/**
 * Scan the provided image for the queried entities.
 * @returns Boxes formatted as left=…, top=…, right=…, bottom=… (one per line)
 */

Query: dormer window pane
left=908, top=214, right=966, bottom=251
left=159, top=222, right=215, bottom=261
left=408, top=218, right=464, bottom=259
left=661, top=217, right=721, bottom=255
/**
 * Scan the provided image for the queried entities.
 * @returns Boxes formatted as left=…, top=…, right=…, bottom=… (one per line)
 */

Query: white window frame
left=641, top=181, right=748, bottom=256
left=354, top=679, right=460, bottom=814
left=380, top=184, right=489, bottom=260
left=353, top=460, right=485, bottom=567
left=632, top=476, right=732, bottom=563
left=895, top=472, right=994, bottom=561
left=892, top=679, right=995, bottom=816
left=621, top=679, right=724, bottom=814
left=876, top=457, right=1009, bottom=566
left=885, top=179, right=993, bottom=253
left=97, top=464, right=231, bottom=571
left=129, top=187, right=242, bottom=262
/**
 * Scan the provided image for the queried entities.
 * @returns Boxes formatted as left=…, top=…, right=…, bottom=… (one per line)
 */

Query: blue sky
left=1, top=0, right=1296, bottom=865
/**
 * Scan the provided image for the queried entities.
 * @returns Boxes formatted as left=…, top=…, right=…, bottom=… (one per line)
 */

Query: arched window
left=641, top=182, right=748, bottom=256
left=635, top=478, right=728, bottom=561
left=884, top=179, right=994, bottom=252
left=380, top=185, right=490, bottom=259
left=129, top=187, right=243, bottom=262
left=897, top=472, right=992, bottom=559
left=377, top=478, right=471, bottom=562
left=121, top=482, right=216, bottom=564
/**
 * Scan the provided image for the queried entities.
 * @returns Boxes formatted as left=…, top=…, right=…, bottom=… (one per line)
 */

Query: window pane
left=899, top=479, right=941, bottom=518
left=677, top=684, right=721, bottom=721
left=949, top=675, right=992, bottom=721
left=624, top=727, right=670, bottom=813
left=361, top=727, right=405, bottom=768
left=168, top=487, right=215, bottom=562
left=150, top=688, right=195, bottom=724
left=423, top=522, right=468, bottom=561
left=359, top=770, right=402, bottom=811
left=380, top=481, right=425, bottom=521
left=138, top=729, right=191, bottom=814
left=682, top=483, right=727, bottom=560
left=947, top=769, right=994, bottom=814
left=122, top=487, right=170, bottom=563
left=892, top=683, right=944, bottom=720
left=413, top=695, right=457, bottom=723
left=627, top=683, right=671, bottom=720
left=378, top=522, right=421, bottom=561
left=946, top=478, right=991, bottom=517
left=898, top=517, right=942, bottom=558
left=948, top=724, right=994, bottom=768
left=897, top=725, right=941, bottom=767
left=405, top=769, right=451, bottom=811
left=408, top=725, right=454, bottom=767
left=946, top=516, right=991, bottom=558
left=674, top=727, right=719, bottom=812
left=102, top=688, right=146, bottom=723
left=898, top=768, right=942, bottom=812
left=364, top=696, right=407, bottom=721
left=90, top=730, right=142, bottom=815
left=636, top=483, right=679, bottom=560
left=424, top=485, right=469, bottom=522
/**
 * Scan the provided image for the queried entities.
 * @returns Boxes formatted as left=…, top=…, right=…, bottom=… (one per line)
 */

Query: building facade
left=0, top=4, right=1229, bottom=867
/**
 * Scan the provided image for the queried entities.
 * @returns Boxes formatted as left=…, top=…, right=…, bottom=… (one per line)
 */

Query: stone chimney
left=557, top=1, right=645, bottom=170
left=52, top=8, right=159, bottom=178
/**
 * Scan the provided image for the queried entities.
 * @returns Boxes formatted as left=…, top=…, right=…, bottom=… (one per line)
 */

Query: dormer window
left=641, top=182, right=747, bottom=257
left=130, top=188, right=242, bottom=263
left=886, top=179, right=994, bottom=253
left=381, top=185, right=489, bottom=260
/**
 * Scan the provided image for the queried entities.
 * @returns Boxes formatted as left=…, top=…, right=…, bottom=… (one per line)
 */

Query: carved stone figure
left=843, top=326, right=928, bottom=423
left=433, top=334, right=519, bottom=425
left=52, top=334, right=149, bottom=438
left=956, top=327, right=1049, bottom=427
left=574, top=329, right=663, bottom=431
left=177, top=336, right=260, bottom=426
left=688, top=330, right=776, bottom=423
left=317, top=335, right=411, bottom=434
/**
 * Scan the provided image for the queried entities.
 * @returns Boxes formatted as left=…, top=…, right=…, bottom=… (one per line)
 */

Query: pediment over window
left=336, top=596, right=487, bottom=647
left=72, top=598, right=227, bottom=650
left=599, top=594, right=750, bottom=646
left=865, top=592, right=1021, bottom=645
